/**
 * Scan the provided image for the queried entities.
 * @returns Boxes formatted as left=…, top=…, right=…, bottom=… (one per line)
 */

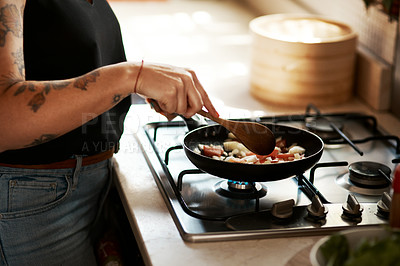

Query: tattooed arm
left=0, top=0, right=139, bottom=152
left=0, top=0, right=218, bottom=153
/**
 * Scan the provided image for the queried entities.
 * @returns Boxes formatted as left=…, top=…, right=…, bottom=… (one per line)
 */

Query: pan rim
left=183, top=122, right=324, bottom=166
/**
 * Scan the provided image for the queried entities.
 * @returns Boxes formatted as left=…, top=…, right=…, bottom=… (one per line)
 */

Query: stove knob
left=342, top=194, right=363, bottom=219
left=307, top=195, right=328, bottom=220
left=377, top=192, right=392, bottom=219
left=271, top=199, right=294, bottom=219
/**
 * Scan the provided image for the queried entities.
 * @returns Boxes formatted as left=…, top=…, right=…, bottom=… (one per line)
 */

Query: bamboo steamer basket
left=249, top=14, right=357, bottom=107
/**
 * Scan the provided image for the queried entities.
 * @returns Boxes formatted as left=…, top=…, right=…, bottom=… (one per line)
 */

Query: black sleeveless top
left=0, top=0, right=131, bottom=164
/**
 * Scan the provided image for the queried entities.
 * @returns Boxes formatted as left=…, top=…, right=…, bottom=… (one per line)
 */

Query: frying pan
left=183, top=122, right=324, bottom=182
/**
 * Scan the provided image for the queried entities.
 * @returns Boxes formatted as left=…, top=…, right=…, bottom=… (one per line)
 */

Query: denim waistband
left=0, top=149, right=114, bottom=169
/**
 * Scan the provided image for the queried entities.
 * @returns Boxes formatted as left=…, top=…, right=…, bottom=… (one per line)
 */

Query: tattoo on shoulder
left=0, top=4, right=23, bottom=47
left=26, top=134, right=58, bottom=147
left=73, top=71, right=100, bottom=91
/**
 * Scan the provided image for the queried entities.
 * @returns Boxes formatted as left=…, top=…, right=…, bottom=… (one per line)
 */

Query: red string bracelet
left=134, top=59, right=144, bottom=93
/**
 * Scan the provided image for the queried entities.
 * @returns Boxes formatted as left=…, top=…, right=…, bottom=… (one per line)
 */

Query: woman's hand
left=134, top=62, right=219, bottom=119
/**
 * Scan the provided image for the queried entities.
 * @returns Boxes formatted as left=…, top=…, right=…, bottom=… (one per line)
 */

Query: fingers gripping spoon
left=146, top=98, right=276, bottom=155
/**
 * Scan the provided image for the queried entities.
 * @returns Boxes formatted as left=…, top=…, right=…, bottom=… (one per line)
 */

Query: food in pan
left=194, top=133, right=306, bottom=164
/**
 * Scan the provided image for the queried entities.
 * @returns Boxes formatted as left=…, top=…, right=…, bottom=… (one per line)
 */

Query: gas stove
left=135, top=104, right=399, bottom=242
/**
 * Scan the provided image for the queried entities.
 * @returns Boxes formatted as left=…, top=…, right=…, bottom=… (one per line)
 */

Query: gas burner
left=305, top=117, right=345, bottom=141
left=228, top=180, right=255, bottom=190
left=336, top=161, right=391, bottom=196
left=348, top=161, right=391, bottom=187
left=215, top=180, right=267, bottom=199
left=336, top=174, right=390, bottom=196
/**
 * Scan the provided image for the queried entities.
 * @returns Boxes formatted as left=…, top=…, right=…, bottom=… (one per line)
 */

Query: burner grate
left=215, top=180, right=267, bottom=200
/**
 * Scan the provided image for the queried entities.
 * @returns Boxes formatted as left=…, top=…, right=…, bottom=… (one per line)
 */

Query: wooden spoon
left=197, top=110, right=275, bottom=155
left=146, top=98, right=275, bottom=155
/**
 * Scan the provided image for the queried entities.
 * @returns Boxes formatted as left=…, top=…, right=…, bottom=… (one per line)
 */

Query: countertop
left=110, top=1, right=400, bottom=265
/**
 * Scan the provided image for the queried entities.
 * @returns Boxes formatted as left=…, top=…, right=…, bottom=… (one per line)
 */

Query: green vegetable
left=320, top=234, right=349, bottom=266
left=345, top=233, right=400, bottom=266
left=321, top=229, right=400, bottom=266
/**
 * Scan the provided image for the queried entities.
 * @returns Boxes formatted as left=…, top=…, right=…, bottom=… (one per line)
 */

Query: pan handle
left=178, top=114, right=208, bottom=131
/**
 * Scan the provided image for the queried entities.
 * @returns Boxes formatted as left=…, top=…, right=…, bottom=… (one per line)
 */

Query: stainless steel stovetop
left=135, top=105, right=399, bottom=242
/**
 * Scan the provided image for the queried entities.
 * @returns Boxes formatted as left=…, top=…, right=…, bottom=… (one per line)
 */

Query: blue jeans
left=0, top=157, right=112, bottom=266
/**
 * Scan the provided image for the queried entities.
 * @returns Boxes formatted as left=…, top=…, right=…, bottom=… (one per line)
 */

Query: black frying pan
left=183, top=123, right=324, bottom=182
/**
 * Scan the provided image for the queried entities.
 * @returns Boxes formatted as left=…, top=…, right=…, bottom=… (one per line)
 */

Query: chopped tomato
left=258, top=156, right=269, bottom=164
left=256, top=154, right=268, bottom=160
left=202, top=145, right=224, bottom=157
left=246, top=148, right=278, bottom=160
left=266, top=147, right=279, bottom=158
left=276, top=153, right=294, bottom=160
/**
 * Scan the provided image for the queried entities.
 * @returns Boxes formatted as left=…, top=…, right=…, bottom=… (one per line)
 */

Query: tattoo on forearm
left=13, top=82, right=35, bottom=95
left=113, top=94, right=122, bottom=104
left=2, top=69, right=98, bottom=113
left=26, top=134, right=58, bottom=147
left=28, top=91, right=45, bottom=112
left=9, top=80, right=71, bottom=112
left=23, top=71, right=99, bottom=112
left=26, top=81, right=72, bottom=112
left=0, top=4, right=23, bottom=47
left=73, top=71, right=100, bottom=91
